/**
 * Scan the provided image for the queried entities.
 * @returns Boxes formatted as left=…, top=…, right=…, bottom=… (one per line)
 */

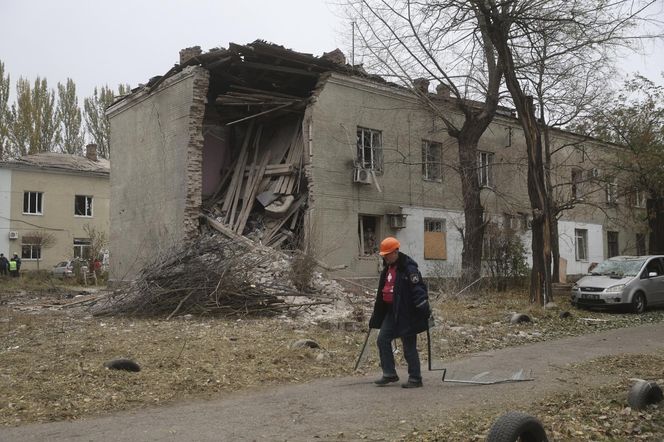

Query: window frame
left=23, top=191, right=44, bottom=215
left=607, top=231, right=619, bottom=258
left=605, top=177, right=618, bottom=205
left=74, top=195, right=94, bottom=217
left=21, top=237, right=42, bottom=261
left=424, top=217, right=447, bottom=260
left=356, top=127, right=383, bottom=172
left=477, top=151, right=494, bottom=188
left=421, top=140, right=442, bottom=182
left=575, top=228, right=588, bottom=262
left=73, top=238, right=92, bottom=260
left=358, top=215, right=380, bottom=257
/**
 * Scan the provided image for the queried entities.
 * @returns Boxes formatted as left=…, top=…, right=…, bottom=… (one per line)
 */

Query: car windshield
left=591, top=258, right=646, bottom=277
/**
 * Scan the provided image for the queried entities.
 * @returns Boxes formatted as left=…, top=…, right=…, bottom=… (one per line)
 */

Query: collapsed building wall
left=108, top=66, right=209, bottom=281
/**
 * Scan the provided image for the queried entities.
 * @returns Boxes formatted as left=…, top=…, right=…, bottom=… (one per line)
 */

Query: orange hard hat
left=379, top=237, right=400, bottom=256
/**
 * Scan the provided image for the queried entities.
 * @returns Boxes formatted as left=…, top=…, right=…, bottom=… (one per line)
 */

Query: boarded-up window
left=424, top=218, right=446, bottom=260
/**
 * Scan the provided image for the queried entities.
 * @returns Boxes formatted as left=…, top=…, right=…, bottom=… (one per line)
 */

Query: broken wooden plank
left=235, top=152, right=271, bottom=235
left=226, top=102, right=296, bottom=126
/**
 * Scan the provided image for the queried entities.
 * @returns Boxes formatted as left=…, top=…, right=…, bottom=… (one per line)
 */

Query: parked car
left=51, top=260, right=88, bottom=278
left=571, top=255, right=664, bottom=313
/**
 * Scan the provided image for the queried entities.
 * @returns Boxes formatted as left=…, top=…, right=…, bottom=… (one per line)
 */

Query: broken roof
left=0, top=152, right=110, bottom=177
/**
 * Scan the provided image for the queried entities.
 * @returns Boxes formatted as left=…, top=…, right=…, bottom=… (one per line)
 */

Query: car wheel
left=632, top=292, right=646, bottom=314
left=486, top=411, right=548, bottom=442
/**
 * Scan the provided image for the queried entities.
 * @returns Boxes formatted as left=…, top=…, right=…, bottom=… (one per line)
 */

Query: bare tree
left=345, top=0, right=505, bottom=282
left=469, top=0, right=660, bottom=304
left=0, top=61, right=9, bottom=160
left=84, top=84, right=130, bottom=159
left=576, top=74, right=664, bottom=253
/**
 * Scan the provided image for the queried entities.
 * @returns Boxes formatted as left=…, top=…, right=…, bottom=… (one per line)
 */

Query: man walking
left=0, top=253, right=8, bottom=276
left=369, top=237, right=431, bottom=388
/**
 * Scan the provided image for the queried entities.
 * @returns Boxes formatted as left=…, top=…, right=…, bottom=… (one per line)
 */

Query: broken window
left=358, top=215, right=379, bottom=256
left=477, top=151, right=494, bottom=188
left=607, top=231, right=619, bottom=258
left=421, top=140, right=442, bottom=181
left=23, top=191, right=43, bottom=215
left=74, top=238, right=92, bottom=260
left=356, top=127, right=383, bottom=171
left=21, top=237, right=41, bottom=260
left=75, top=195, right=93, bottom=217
left=636, top=233, right=647, bottom=256
left=575, top=228, right=588, bottom=261
left=424, top=218, right=447, bottom=260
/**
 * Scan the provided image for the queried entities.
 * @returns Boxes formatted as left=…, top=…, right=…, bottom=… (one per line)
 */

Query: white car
left=571, top=255, right=664, bottom=313
left=51, top=260, right=88, bottom=278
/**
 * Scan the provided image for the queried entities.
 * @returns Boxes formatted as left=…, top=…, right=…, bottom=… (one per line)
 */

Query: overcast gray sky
left=0, top=0, right=662, bottom=102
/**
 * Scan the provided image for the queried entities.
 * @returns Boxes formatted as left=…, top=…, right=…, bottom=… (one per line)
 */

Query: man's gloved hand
left=416, top=300, right=431, bottom=318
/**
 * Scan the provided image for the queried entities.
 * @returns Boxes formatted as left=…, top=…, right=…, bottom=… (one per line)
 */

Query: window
left=643, top=258, right=663, bottom=278
left=605, top=177, right=618, bottom=205
left=73, top=238, right=92, bottom=260
left=422, top=140, right=442, bottom=181
left=477, top=151, right=494, bottom=187
left=607, top=231, right=619, bottom=258
left=636, top=233, right=647, bottom=256
left=503, top=213, right=519, bottom=231
left=21, top=237, right=41, bottom=260
left=424, top=218, right=447, bottom=259
left=571, top=169, right=584, bottom=200
left=23, top=191, right=43, bottom=215
left=356, top=127, right=383, bottom=171
left=634, top=189, right=647, bottom=209
left=575, top=229, right=588, bottom=261
left=358, top=215, right=379, bottom=256
left=74, top=195, right=93, bottom=217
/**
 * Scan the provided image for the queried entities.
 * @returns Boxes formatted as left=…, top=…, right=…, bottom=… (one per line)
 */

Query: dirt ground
left=2, top=281, right=664, bottom=440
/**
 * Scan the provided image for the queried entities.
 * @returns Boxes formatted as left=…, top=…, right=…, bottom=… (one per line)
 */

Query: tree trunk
left=457, top=133, right=485, bottom=284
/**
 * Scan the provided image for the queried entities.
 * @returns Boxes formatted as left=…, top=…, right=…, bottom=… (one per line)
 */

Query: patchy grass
left=2, top=286, right=664, bottom=427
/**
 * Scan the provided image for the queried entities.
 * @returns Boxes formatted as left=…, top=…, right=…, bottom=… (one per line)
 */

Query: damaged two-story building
left=107, top=40, right=649, bottom=282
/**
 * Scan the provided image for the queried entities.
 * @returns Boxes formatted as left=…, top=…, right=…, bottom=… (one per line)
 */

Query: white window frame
left=477, top=151, right=494, bottom=188
left=74, top=195, right=94, bottom=217
left=21, top=240, right=41, bottom=260
left=356, top=127, right=383, bottom=172
left=73, top=238, right=92, bottom=259
left=422, top=140, right=442, bottom=182
left=634, top=189, right=647, bottom=209
left=575, top=228, right=588, bottom=261
left=23, top=191, right=43, bottom=215
left=605, top=177, right=618, bottom=205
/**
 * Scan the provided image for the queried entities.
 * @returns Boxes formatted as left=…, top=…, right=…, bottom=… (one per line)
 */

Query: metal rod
left=354, top=329, right=372, bottom=371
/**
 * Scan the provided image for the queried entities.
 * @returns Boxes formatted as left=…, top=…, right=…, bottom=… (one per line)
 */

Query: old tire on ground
left=632, top=292, right=646, bottom=314
left=486, top=411, right=548, bottom=442
left=628, top=380, right=663, bottom=410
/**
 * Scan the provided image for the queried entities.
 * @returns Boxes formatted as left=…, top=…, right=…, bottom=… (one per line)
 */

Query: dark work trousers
left=376, top=308, right=421, bottom=381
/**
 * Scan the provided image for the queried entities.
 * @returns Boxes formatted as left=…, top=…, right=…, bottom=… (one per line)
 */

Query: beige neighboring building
left=0, top=145, right=110, bottom=271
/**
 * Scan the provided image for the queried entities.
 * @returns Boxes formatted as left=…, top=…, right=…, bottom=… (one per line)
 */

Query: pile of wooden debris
left=95, top=234, right=352, bottom=319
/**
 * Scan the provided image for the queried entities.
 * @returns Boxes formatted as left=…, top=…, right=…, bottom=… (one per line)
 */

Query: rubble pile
left=96, top=234, right=359, bottom=320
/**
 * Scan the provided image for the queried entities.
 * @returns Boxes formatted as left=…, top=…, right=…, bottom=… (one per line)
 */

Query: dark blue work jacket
left=369, top=252, right=429, bottom=337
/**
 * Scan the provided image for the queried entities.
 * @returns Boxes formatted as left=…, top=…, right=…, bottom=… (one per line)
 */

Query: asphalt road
left=3, top=323, right=664, bottom=441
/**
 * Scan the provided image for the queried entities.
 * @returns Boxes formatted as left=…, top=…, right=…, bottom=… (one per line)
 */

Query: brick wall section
left=183, top=69, right=210, bottom=239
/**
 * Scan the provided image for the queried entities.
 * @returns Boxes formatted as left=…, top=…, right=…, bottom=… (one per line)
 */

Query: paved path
left=3, top=323, right=664, bottom=441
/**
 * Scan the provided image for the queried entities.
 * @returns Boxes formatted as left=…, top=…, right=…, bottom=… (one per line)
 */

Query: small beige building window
left=358, top=215, right=379, bottom=256
left=422, top=140, right=442, bottom=181
left=424, top=218, right=446, bottom=260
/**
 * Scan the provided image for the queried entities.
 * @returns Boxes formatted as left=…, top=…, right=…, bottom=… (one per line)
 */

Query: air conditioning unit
left=388, top=214, right=407, bottom=229
left=353, top=167, right=373, bottom=184
left=8, top=231, right=18, bottom=240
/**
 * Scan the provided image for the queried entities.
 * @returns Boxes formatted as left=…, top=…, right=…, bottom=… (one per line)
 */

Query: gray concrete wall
left=306, top=73, right=647, bottom=278
left=107, top=67, right=209, bottom=281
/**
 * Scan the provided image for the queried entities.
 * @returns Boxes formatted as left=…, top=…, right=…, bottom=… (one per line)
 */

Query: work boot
left=374, top=375, right=399, bottom=386
left=401, top=378, right=423, bottom=388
